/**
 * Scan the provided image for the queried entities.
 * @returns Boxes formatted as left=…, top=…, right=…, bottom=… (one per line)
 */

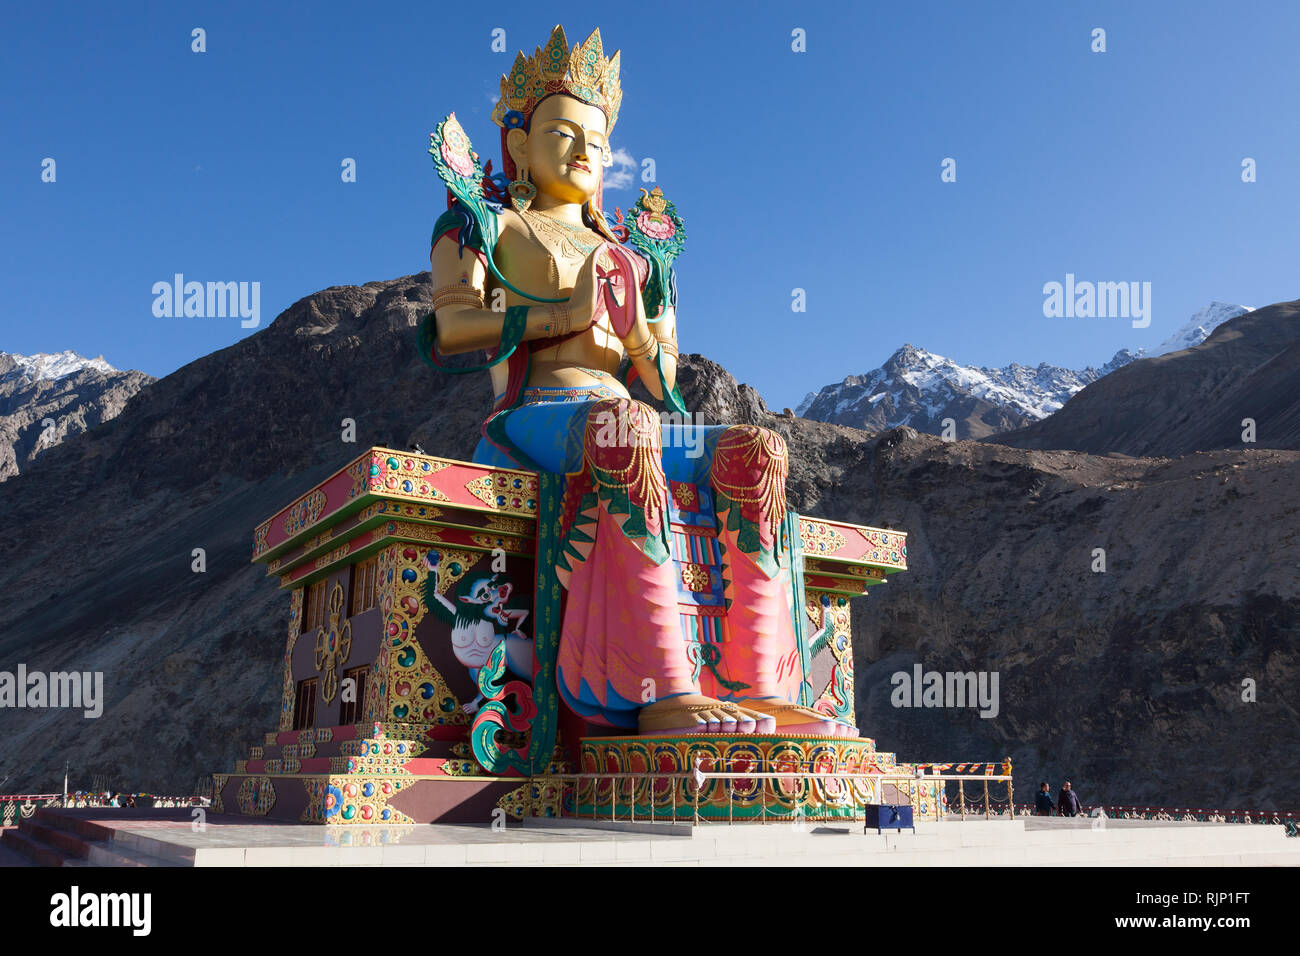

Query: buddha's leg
left=553, top=398, right=774, bottom=735
left=707, top=425, right=850, bottom=737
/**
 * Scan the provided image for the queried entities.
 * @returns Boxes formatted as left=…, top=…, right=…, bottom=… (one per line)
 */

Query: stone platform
left=5, top=808, right=1299, bottom=867
left=214, top=725, right=944, bottom=825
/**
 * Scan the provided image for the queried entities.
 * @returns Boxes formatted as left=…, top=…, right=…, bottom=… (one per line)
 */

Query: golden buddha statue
left=420, top=26, right=854, bottom=742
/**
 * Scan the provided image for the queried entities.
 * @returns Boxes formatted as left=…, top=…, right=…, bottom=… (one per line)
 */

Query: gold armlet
left=659, top=340, right=678, bottom=358
left=432, top=284, right=485, bottom=312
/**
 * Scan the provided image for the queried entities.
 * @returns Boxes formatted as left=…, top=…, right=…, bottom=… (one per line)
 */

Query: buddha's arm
left=624, top=302, right=677, bottom=400
left=429, top=235, right=573, bottom=355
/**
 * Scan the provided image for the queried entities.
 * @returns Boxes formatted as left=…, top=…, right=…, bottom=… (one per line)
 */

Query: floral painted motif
left=636, top=209, right=676, bottom=240
left=283, top=488, right=327, bottom=537
left=439, top=116, right=475, bottom=177
left=236, top=776, right=277, bottom=816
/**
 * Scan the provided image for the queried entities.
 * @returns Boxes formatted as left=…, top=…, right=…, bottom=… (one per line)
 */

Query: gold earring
left=509, top=164, right=535, bottom=212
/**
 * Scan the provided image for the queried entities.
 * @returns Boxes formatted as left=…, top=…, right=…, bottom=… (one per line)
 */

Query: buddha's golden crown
left=491, top=26, right=623, bottom=134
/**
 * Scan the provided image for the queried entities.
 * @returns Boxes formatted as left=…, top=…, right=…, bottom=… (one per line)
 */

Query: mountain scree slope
left=0, top=275, right=1295, bottom=809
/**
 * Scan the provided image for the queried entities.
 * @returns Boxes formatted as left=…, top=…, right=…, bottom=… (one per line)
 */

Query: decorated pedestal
left=565, top=734, right=943, bottom=823
left=214, top=446, right=919, bottom=825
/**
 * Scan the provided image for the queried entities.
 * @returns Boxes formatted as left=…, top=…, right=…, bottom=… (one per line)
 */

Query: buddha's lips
left=568, top=161, right=591, bottom=172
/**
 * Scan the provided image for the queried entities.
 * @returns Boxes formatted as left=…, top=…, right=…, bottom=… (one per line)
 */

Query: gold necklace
left=520, top=207, right=602, bottom=260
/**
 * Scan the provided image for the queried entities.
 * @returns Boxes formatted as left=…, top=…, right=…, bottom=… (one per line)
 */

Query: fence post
left=984, top=780, right=990, bottom=819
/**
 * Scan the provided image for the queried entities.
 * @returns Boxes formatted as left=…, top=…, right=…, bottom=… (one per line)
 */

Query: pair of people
left=1035, top=780, right=1083, bottom=816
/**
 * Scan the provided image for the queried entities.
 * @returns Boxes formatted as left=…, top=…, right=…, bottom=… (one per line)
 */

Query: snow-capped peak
left=801, top=342, right=1112, bottom=427
left=0, top=350, right=117, bottom=384
left=793, top=391, right=819, bottom=417
left=1152, top=302, right=1251, bottom=356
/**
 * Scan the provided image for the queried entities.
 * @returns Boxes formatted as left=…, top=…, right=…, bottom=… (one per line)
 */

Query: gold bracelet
left=625, top=327, right=653, bottom=352
left=531, top=303, right=571, bottom=336
left=549, top=303, right=571, bottom=336
left=660, top=340, right=678, bottom=358
left=627, top=333, right=659, bottom=360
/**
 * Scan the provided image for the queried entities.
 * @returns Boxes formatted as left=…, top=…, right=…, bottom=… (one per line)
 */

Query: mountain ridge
left=996, top=299, right=1300, bottom=457
left=796, top=302, right=1250, bottom=440
left=0, top=276, right=1295, bottom=810
left=0, top=350, right=153, bottom=482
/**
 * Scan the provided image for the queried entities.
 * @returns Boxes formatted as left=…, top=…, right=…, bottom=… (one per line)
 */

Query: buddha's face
left=509, top=94, right=609, bottom=204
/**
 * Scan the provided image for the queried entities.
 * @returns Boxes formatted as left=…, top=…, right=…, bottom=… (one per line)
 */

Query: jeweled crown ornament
left=491, top=25, right=623, bottom=133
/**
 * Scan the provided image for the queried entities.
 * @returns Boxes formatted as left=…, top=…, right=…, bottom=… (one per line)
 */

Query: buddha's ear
left=505, top=128, right=528, bottom=174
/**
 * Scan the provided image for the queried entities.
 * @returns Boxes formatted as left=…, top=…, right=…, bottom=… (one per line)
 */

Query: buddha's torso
left=487, top=207, right=628, bottom=399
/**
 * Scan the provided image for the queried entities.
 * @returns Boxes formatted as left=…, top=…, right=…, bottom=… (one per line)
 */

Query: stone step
left=102, top=829, right=197, bottom=866
left=0, top=833, right=38, bottom=867
left=0, top=826, right=67, bottom=866
left=22, top=820, right=91, bottom=860
left=78, top=840, right=187, bottom=867
left=9, top=808, right=196, bottom=867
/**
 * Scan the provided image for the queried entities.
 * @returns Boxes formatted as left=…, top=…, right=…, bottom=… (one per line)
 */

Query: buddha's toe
left=703, top=709, right=731, bottom=733
left=638, top=696, right=779, bottom=736
left=737, top=699, right=838, bottom=736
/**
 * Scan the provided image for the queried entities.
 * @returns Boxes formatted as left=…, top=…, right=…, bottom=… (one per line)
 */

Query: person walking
left=1035, top=782, right=1055, bottom=816
left=1057, top=780, right=1082, bottom=817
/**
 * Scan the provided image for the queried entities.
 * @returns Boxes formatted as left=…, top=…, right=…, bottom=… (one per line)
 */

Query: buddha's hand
left=566, top=245, right=611, bottom=334
left=590, top=245, right=641, bottom=337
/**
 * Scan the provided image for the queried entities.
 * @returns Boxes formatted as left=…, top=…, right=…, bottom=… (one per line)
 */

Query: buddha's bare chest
left=494, top=217, right=600, bottom=296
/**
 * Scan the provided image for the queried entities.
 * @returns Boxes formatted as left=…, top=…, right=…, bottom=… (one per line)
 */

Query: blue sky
left=2, top=1, right=1296, bottom=411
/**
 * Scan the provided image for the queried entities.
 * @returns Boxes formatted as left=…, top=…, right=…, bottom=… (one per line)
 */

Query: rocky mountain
left=996, top=299, right=1300, bottom=457
left=796, top=344, right=1139, bottom=440
left=1152, top=301, right=1252, bottom=356
left=0, top=351, right=154, bottom=482
left=796, top=303, right=1251, bottom=441
left=0, top=276, right=1295, bottom=812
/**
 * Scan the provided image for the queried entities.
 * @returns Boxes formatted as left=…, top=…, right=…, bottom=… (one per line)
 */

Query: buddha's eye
left=549, top=129, right=574, bottom=140
left=589, top=142, right=604, bottom=153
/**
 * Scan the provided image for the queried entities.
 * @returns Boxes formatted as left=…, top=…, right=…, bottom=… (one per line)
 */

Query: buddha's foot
left=733, top=698, right=855, bottom=738
left=638, top=694, right=776, bottom=736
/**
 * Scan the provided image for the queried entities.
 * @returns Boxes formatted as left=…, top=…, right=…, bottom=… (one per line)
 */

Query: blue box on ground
left=863, top=804, right=914, bottom=834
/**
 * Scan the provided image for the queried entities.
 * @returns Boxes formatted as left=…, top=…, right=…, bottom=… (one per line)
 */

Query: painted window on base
left=303, top=580, right=328, bottom=632
left=339, top=665, right=367, bottom=725
left=293, top=677, right=318, bottom=731
left=350, top=557, right=378, bottom=617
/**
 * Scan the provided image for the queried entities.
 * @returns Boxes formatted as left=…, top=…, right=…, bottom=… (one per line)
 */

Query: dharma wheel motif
left=313, top=582, right=353, bottom=703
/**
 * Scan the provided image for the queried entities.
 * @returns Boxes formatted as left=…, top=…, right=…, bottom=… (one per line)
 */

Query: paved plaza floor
left=5, top=808, right=1297, bottom=866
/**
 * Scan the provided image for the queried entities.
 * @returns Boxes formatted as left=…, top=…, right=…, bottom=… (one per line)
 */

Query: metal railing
left=947, top=802, right=1299, bottom=838
left=0, top=794, right=60, bottom=827
left=1088, top=805, right=1298, bottom=837
left=1, top=793, right=210, bottom=826
left=530, top=771, right=1014, bottom=825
